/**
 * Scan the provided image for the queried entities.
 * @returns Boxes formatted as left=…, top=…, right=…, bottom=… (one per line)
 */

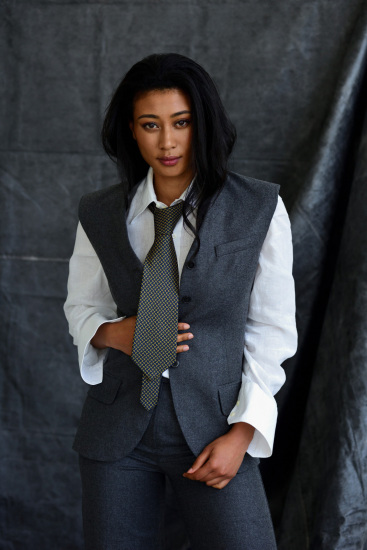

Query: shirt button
left=181, top=296, right=191, bottom=303
left=187, top=261, right=195, bottom=269
left=230, top=412, right=235, bottom=417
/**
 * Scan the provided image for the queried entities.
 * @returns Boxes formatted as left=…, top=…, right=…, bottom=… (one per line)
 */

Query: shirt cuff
left=227, top=377, right=278, bottom=458
left=78, top=315, right=124, bottom=385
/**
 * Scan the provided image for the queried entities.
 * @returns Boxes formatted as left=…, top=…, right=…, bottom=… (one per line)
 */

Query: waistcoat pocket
left=215, top=237, right=257, bottom=257
left=87, top=372, right=122, bottom=404
left=218, top=381, right=242, bottom=416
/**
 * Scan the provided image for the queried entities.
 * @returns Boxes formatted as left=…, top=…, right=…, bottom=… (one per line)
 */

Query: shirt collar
left=128, top=166, right=195, bottom=224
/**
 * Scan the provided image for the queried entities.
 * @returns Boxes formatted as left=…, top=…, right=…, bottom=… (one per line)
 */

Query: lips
left=158, top=156, right=181, bottom=166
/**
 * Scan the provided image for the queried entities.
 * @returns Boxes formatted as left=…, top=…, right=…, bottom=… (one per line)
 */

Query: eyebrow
left=137, top=110, right=191, bottom=120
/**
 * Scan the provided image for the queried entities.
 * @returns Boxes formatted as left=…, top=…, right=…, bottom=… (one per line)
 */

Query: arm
left=64, top=223, right=193, bottom=384
left=228, top=195, right=297, bottom=457
left=91, top=318, right=193, bottom=355
left=184, top=196, right=297, bottom=487
left=63, top=222, right=123, bottom=385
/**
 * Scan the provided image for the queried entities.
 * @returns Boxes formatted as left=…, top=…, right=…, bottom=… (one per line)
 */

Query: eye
left=175, top=119, right=191, bottom=128
left=142, top=122, right=159, bottom=130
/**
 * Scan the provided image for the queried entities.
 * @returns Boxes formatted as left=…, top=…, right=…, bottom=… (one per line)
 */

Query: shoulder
left=225, top=170, right=280, bottom=197
left=218, top=171, right=280, bottom=215
left=79, top=184, right=124, bottom=215
left=78, top=184, right=126, bottom=231
left=269, top=195, right=292, bottom=234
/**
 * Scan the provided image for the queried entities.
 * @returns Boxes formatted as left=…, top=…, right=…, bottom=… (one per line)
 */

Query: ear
left=129, top=121, right=136, bottom=140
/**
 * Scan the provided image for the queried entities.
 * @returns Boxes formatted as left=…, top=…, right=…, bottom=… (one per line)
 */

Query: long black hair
left=102, top=53, right=236, bottom=239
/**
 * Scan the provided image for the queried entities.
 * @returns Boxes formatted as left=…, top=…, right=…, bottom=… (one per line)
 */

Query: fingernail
left=183, top=345, right=189, bottom=351
left=188, top=334, right=194, bottom=339
left=187, top=468, right=194, bottom=473
left=184, top=324, right=190, bottom=329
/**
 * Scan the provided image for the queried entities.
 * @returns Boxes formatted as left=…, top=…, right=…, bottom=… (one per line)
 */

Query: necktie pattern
left=131, top=201, right=184, bottom=410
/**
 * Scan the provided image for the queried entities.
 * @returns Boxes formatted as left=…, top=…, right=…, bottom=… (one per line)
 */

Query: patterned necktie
left=131, top=201, right=184, bottom=410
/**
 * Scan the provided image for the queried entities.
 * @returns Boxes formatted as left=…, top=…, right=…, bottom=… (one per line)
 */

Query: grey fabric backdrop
left=1, top=1, right=367, bottom=549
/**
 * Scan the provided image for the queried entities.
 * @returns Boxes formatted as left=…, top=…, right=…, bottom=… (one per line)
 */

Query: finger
left=186, top=447, right=211, bottom=474
left=177, top=333, right=193, bottom=343
left=189, top=462, right=232, bottom=483
left=210, top=479, right=230, bottom=490
left=177, top=344, right=190, bottom=353
left=188, top=466, right=218, bottom=482
left=205, top=475, right=230, bottom=487
left=178, top=322, right=190, bottom=331
left=206, top=478, right=224, bottom=487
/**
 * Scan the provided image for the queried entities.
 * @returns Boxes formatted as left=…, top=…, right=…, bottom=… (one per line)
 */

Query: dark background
left=1, top=1, right=367, bottom=548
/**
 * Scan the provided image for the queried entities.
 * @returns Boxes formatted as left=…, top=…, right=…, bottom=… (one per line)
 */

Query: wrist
left=91, top=322, right=111, bottom=349
left=229, top=422, right=255, bottom=447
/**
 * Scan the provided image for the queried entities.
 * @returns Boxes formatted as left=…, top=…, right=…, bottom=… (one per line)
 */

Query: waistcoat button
left=171, top=360, right=179, bottom=368
left=187, top=261, right=195, bottom=269
left=181, top=296, right=191, bottom=303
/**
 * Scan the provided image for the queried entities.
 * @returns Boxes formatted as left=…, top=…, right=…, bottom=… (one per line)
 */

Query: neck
left=153, top=174, right=192, bottom=206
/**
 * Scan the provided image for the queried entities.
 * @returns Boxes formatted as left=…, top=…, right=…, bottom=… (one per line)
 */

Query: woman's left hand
left=182, top=422, right=255, bottom=490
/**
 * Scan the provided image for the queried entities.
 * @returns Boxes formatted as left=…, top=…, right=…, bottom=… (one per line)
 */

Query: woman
left=64, top=53, right=297, bottom=550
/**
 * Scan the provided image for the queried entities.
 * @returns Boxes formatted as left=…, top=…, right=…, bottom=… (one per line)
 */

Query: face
left=129, top=88, right=194, bottom=189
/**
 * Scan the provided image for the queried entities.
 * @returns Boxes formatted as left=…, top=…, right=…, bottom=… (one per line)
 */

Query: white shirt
left=64, top=167, right=297, bottom=458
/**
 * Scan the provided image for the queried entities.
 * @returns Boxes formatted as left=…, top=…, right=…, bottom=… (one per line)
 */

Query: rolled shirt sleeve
left=227, top=196, right=298, bottom=458
left=63, top=223, right=124, bottom=385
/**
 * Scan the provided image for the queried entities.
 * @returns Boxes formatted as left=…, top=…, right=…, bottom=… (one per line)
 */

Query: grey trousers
left=79, top=379, right=277, bottom=550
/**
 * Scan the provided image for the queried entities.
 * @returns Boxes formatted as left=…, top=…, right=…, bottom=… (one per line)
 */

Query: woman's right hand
left=91, top=317, right=193, bottom=356
left=177, top=322, right=194, bottom=353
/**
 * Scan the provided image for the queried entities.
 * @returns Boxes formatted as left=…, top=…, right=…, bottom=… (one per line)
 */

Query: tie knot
left=150, top=202, right=184, bottom=235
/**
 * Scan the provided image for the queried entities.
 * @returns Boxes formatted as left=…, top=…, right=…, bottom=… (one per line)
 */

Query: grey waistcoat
left=73, top=171, right=279, bottom=461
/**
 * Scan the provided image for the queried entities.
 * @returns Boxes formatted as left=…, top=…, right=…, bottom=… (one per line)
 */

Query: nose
left=159, top=126, right=176, bottom=150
